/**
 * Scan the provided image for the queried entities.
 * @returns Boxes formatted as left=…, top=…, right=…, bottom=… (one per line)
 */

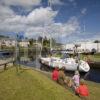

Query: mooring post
left=4, top=64, right=7, bottom=70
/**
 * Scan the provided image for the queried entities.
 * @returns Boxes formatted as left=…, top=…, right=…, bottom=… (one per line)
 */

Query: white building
left=64, top=42, right=100, bottom=53
left=19, top=41, right=29, bottom=47
left=0, top=38, right=30, bottom=48
left=0, top=39, right=16, bottom=47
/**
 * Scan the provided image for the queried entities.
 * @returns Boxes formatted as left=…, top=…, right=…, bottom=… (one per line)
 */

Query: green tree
left=29, top=38, right=34, bottom=47
left=94, top=40, right=100, bottom=52
left=94, top=40, right=100, bottom=43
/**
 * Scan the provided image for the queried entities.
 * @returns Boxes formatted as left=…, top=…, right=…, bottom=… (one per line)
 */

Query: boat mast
left=83, top=22, right=87, bottom=51
left=40, top=0, right=52, bottom=57
left=48, top=0, right=52, bottom=51
left=41, top=29, right=45, bottom=57
left=77, top=22, right=86, bottom=71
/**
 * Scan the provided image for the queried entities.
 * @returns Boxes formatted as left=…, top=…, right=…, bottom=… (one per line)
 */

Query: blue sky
left=0, top=0, right=100, bottom=43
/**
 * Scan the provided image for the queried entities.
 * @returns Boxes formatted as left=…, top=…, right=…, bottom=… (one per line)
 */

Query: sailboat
left=40, top=52, right=90, bottom=72
left=40, top=1, right=90, bottom=72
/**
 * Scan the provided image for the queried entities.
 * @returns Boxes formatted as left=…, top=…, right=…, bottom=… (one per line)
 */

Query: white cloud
left=48, top=0, right=63, bottom=5
left=0, top=4, right=81, bottom=42
left=1, top=0, right=41, bottom=7
left=25, top=16, right=80, bottom=39
left=81, top=8, right=87, bottom=15
left=27, top=7, right=57, bottom=25
left=0, top=7, right=58, bottom=33
left=25, top=27, right=45, bottom=38
left=54, top=17, right=79, bottom=35
left=63, top=17, right=80, bottom=34
left=0, top=5, right=15, bottom=19
left=2, top=7, right=57, bottom=26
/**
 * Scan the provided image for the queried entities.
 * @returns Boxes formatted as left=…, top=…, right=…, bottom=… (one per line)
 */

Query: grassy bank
left=87, top=81, right=100, bottom=100
left=0, top=67, right=79, bottom=100
left=0, top=67, right=100, bottom=100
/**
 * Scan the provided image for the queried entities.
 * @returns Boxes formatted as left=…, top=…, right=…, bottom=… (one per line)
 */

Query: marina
left=0, top=0, right=100, bottom=99
left=0, top=49, right=100, bottom=83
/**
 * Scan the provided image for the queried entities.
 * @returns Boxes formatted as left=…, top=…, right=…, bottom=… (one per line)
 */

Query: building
left=19, top=40, right=29, bottom=47
left=0, top=39, right=16, bottom=48
left=64, top=42, right=100, bottom=53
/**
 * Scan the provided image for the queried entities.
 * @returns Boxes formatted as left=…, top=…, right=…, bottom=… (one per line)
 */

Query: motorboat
left=40, top=56, right=90, bottom=72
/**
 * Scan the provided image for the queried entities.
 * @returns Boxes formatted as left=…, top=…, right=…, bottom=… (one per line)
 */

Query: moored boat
left=40, top=57, right=90, bottom=72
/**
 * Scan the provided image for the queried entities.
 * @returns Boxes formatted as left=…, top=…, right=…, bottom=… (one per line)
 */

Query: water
left=0, top=51, right=14, bottom=59
left=19, top=58, right=41, bottom=69
left=84, top=69, right=100, bottom=83
left=1, top=51, right=100, bottom=83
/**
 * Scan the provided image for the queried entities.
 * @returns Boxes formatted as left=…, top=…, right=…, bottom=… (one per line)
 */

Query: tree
left=43, top=36, right=50, bottom=47
left=94, top=40, right=100, bottom=43
left=91, top=48, right=96, bottom=55
left=94, top=40, right=100, bottom=53
left=29, top=38, right=34, bottom=47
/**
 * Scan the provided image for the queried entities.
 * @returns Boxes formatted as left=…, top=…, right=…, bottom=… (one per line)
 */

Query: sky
left=0, top=0, right=100, bottom=44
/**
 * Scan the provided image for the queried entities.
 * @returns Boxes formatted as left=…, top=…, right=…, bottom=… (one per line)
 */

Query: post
left=48, top=0, right=52, bottom=52
left=15, top=33, right=19, bottom=72
left=4, top=64, right=7, bottom=70
left=36, top=37, right=38, bottom=68
left=50, top=35, right=52, bottom=51
left=74, top=44, right=80, bottom=71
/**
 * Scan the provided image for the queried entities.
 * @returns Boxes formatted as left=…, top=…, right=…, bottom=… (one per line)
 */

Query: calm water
left=84, top=69, right=100, bottom=83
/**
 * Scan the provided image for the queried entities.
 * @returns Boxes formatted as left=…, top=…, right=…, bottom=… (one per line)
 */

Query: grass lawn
left=0, top=67, right=79, bottom=100
left=80, top=53, right=100, bottom=63
left=0, top=67, right=100, bottom=100
left=87, top=81, right=100, bottom=100
left=92, top=53, right=100, bottom=62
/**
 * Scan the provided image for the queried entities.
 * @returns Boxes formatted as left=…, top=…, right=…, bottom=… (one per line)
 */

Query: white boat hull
left=40, top=57, right=90, bottom=72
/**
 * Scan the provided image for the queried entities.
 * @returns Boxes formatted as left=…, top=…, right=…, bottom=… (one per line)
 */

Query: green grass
left=0, top=67, right=100, bottom=100
left=80, top=53, right=100, bottom=62
left=92, top=53, right=100, bottom=62
left=0, top=67, right=79, bottom=100
left=87, top=81, right=100, bottom=100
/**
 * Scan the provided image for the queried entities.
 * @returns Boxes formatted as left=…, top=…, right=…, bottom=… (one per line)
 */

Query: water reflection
left=84, top=69, right=100, bottom=83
